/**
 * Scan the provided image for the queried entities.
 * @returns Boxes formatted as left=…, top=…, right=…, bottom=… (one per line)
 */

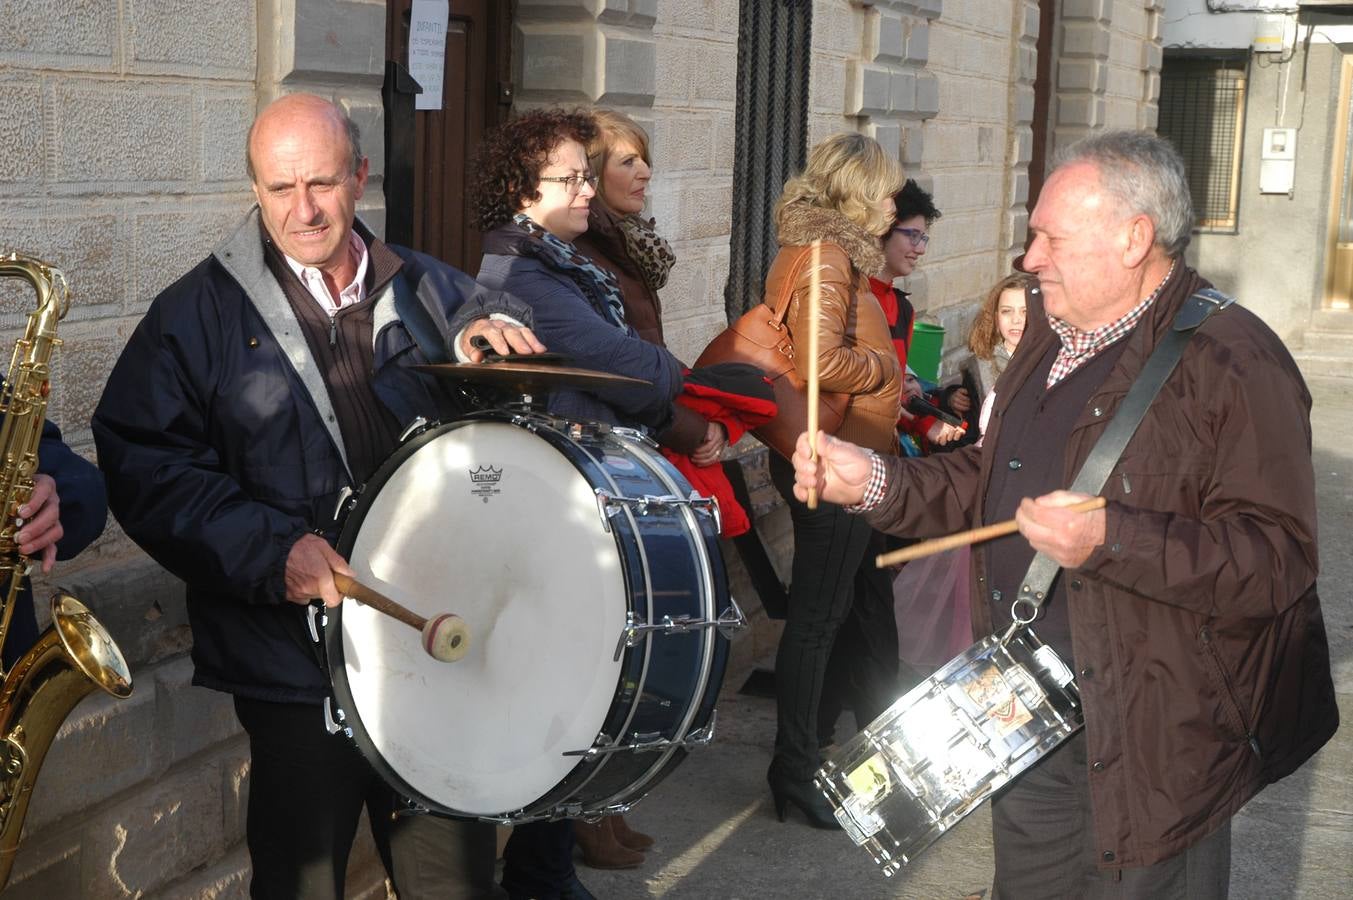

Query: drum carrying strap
left=393, top=275, right=452, bottom=365
left=1008, top=288, right=1235, bottom=628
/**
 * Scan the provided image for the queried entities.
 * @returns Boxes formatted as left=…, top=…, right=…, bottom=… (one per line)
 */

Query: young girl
left=964, top=272, right=1036, bottom=436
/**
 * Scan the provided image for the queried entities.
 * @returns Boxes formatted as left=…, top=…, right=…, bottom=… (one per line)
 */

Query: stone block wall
left=901, top=0, right=1023, bottom=371
left=0, top=1, right=391, bottom=895
left=652, top=0, right=776, bottom=675
left=1054, top=0, right=1164, bottom=146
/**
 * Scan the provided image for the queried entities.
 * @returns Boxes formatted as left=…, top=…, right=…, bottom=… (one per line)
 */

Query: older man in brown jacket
left=792, top=131, right=1338, bottom=899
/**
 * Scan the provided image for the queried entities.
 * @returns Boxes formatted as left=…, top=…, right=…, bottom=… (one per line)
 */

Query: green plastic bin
left=909, top=322, right=945, bottom=383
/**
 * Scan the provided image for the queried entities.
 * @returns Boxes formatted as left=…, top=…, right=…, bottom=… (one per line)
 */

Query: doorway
left=385, top=0, right=513, bottom=273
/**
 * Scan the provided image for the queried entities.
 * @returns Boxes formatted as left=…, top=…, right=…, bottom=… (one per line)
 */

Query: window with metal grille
left=1157, top=52, right=1249, bottom=233
left=724, top=0, right=812, bottom=321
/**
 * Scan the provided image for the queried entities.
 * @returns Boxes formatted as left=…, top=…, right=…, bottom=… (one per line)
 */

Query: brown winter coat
left=573, top=202, right=707, bottom=453
left=765, top=203, right=902, bottom=453
left=864, top=263, right=1338, bottom=869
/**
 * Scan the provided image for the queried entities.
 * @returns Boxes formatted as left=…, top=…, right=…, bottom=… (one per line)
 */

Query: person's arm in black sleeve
left=36, top=418, right=107, bottom=560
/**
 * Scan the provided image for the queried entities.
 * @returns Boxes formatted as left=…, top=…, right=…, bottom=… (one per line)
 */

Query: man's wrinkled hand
left=1015, top=490, right=1106, bottom=569
left=460, top=319, right=547, bottom=362
left=790, top=431, right=873, bottom=507
left=284, top=534, right=354, bottom=608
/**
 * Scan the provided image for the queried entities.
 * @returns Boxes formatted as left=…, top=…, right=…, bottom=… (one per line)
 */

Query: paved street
left=577, top=374, right=1353, bottom=900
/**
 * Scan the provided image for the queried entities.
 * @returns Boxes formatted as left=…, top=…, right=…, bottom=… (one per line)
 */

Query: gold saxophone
left=0, top=253, right=132, bottom=887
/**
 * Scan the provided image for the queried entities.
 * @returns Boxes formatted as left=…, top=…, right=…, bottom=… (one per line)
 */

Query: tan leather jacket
left=767, top=203, right=901, bottom=453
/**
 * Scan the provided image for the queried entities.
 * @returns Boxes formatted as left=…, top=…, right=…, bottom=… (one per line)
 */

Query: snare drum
left=322, top=410, right=738, bottom=822
left=815, top=628, right=1082, bottom=875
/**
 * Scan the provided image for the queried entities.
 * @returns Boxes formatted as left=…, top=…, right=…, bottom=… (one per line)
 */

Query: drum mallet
left=332, top=573, right=470, bottom=663
left=875, top=496, right=1107, bottom=568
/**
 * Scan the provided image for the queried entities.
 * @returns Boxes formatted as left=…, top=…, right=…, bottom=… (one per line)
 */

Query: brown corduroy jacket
left=863, top=262, right=1338, bottom=869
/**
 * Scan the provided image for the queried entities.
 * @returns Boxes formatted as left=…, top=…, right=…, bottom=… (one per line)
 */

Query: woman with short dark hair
left=470, top=108, right=684, bottom=434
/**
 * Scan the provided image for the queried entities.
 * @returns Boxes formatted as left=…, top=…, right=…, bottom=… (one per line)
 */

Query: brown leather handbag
left=695, top=245, right=849, bottom=460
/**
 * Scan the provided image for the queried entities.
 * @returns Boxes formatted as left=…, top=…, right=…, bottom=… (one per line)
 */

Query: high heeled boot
left=767, top=766, right=841, bottom=830
left=609, top=813, right=655, bottom=851
left=573, top=817, right=644, bottom=869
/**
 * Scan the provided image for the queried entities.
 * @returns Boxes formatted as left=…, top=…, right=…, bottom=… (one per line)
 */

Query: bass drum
left=328, top=410, right=736, bottom=822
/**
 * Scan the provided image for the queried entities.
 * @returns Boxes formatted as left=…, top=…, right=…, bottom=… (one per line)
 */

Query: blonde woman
left=763, top=132, right=904, bottom=828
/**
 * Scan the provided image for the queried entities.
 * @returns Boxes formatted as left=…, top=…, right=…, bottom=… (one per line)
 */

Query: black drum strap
left=393, top=274, right=452, bottom=365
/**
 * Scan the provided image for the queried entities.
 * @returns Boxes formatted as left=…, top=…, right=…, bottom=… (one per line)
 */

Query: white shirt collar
left=282, top=230, right=369, bottom=315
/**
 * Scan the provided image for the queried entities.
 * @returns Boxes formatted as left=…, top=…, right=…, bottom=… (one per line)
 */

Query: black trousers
left=234, top=697, right=498, bottom=900
left=991, top=730, right=1231, bottom=900
left=816, top=526, right=899, bottom=743
left=500, top=820, right=577, bottom=899
left=769, top=455, right=898, bottom=780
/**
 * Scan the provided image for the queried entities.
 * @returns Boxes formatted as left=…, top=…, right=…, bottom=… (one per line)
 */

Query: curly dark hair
left=469, top=109, right=599, bottom=231
left=894, top=178, right=942, bottom=226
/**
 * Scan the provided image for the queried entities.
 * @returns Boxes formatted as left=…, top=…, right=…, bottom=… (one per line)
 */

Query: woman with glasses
left=469, top=108, right=686, bottom=900
left=877, top=179, right=968, bottom=451
left=471, top=108, right=683, bottom=436
left=761, top=132, right=905, bottom=829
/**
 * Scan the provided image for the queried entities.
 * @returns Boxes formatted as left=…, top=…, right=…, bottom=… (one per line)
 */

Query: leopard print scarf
left=617, top=214, right=676, bottom=292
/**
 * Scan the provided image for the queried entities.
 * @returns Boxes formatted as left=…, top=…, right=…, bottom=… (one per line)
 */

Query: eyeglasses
left=539, top=173, right=599, bottom=195
left=892, top=226, right=931, bottom=248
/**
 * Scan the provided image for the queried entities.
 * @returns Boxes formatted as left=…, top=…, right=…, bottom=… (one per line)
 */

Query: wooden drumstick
left=875, top=496, right=1107, bottom=568
left=332, top=573, right=470, bottom=663
left=806, top=239, right=822, bottom=510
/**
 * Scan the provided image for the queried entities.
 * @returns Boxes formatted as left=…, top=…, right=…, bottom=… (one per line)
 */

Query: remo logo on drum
left=468, top=465, right=503, bottom=503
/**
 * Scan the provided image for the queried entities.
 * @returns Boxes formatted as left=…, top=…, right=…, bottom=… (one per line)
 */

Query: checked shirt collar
left=1046, top=259, right=1176, bottom=388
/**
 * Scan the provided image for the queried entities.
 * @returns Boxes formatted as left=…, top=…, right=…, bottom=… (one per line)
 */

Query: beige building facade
left=0, top=1, right=1170, bottom=895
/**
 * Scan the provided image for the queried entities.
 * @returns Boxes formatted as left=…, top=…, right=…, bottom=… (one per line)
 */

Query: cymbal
left=412, top=361, right=651, bottom=392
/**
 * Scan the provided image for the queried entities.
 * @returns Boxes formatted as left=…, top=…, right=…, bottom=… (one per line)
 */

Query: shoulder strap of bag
left=1010, top=288, right=1236, bottom=625
left=765, top=245, right=820, bottom=327
left=393, top=274, right=452, bottom=365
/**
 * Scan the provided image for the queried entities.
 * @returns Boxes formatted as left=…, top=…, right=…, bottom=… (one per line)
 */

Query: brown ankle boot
left=573, top=817, right=644, bottom=869
left=609, top=813, right=655, bottom=851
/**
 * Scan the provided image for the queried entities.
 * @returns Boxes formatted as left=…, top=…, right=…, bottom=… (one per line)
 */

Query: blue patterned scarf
left=512, top=214, right=630, bottom=331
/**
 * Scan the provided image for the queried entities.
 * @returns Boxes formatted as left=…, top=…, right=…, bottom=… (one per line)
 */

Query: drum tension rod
left=612, top=598, right=746, bottom=661
left=594, top=489, right=721, bottom=533
left=562, top=710, right=718, bottom=760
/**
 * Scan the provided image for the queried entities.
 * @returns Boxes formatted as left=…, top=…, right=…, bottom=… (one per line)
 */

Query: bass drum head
left=333, top=419, right=626, bottom=816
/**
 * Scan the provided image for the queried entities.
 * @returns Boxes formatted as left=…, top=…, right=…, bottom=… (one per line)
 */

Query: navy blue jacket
left=92, top=210, right=530, bottom=703
left=477, top=225, right=682, bottom=430
left=1, top=417, right=108, bottom=669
